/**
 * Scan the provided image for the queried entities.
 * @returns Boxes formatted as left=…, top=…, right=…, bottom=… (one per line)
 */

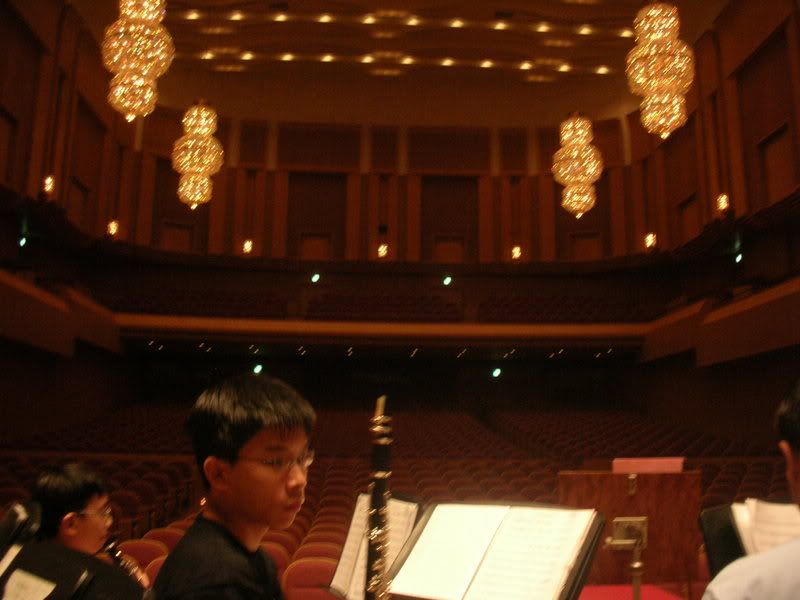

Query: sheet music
left=748, top=499, right=800, bottom=554
left=331, top=494, right=370, bottom=597
left=331, top=494, right=420, bottom=600
left=730, top=502, right=755, bottom=555
left=390, top=504, right=509, bottom=600
left=2, top=570, right=56, bottom=600
left=463, top=506, right=595, bottom=600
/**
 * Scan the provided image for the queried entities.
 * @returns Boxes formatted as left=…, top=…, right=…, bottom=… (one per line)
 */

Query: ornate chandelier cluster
left=625, top=2, right=695, bottom=139
left=102, top=0, right=174, bottom=122
left=172, top=102, right=225, bottom=209
left=552, top=115, right=604, bottom=219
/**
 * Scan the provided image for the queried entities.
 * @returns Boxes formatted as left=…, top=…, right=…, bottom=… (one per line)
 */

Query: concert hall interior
left=1, top=0, right=800, bottom=598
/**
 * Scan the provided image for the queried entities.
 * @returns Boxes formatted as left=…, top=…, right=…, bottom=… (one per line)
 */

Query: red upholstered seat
left=143, top=527, right=184, bottom=551
left=293, top=542, right=342, bottom=561
left=261, top=541, right=291, bottom=579
left=282, top=557, right=339, bottom=600
left=145, top=555, right=166, bottom=586
left=118, top=539, right=168, bottom=569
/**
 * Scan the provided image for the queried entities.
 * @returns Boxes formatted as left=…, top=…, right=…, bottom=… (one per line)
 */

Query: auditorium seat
left=281, top=557, right=339, bottom=600
left=145, top=555, right=166, bottom=586
left=293, top=542, right=343, bottom=561
left=261, top=541, right=291, bottom=579
left=143, top=527, right=184, bottom=551
left=118, top=539, right=168, bottom=569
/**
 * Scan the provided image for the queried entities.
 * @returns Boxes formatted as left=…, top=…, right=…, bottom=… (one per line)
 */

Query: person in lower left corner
left=32, top=462, right=150, bottom=588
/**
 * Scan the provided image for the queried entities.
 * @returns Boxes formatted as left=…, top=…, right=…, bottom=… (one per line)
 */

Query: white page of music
left=331, top=494, right=370, bottom=598
left=730, top=502, right=756, bottom=555
left=346, top=497, right=419, bottom=600
left=390, top=504, right=510, bottom=600
left=463, top=506, right=594, bottom=600
left=748, top=499, right=800, bottom=554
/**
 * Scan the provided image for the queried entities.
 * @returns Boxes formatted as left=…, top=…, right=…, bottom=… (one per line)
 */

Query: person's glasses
left=79, top=506, right=114, bottom=522
left=238, top=449, right=315, bottom=474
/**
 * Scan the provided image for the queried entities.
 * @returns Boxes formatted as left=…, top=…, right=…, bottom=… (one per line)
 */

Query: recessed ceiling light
left=318, top=14, right=333, bottom=23
left=280, top=53, right=295, bottom=61
left=228, top=10, right=244, bottom=21
left=441, top=58, right=454, bottom=66
left=201, top=26, right=233, bottom=35
left=494, top=21, right=508, bottom=30
left=214, top=64, right=245, bottom=72
left=480, top=60, right=494, bottom=68
left=200, top=51, right=215, bottom=60
left=535, top=22, right=551, bottom=33
left=370, top=68, right=402, bottom=76
left=543, top=39, right=575, bottom=47
left=577, top=24, right=593, bottom=35
left=321, top=54, right=335, bottom=62
left=519, top=61, right=532, bottom=70
left=372, top=31, right=396, bottom=39
left=362, top=55, right=374, bottom=63
left=406, top=16, right=420, bottom=26
left=595, top=65, right=610, bottom=74
left=558, top=63, right=572, bottom=72
left=363, top=15, right=376, bottom=24
left=274, top=13, right=288, bottom=22
left=525, top=74, right=555, bottom=82
left=450, top=19, right=464, bottom=28
left=620, top=28, right=635, bottom=38
left=240, top=51, right=254, bottom=61
left=185, top=10, right=201, bottom=20
left=401, top=56, right=415, bottom=65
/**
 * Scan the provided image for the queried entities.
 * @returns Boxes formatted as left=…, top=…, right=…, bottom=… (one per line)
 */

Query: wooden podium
left=559, top=470, right=702, bottom=585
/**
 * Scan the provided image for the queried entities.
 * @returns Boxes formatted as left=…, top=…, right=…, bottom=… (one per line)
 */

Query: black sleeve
left=154, top=587, right=256, bottom=600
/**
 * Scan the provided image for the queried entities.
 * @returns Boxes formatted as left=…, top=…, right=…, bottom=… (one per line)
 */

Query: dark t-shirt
left=152, top=515, right=284, bottom=600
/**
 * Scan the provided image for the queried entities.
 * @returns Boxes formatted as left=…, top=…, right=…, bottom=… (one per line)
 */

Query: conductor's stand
left=0, top=502, right=144, bottom=600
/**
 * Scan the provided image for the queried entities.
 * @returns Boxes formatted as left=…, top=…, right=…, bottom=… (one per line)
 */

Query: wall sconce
left=243, top=239, right=253, bottom=254
left=716, top=193, right=730, bottom=213
left=644, top=232, right=657, bottom=249
left=107, top=220, right=119, bottom=236
left=511, top=246, right=522, bottom=260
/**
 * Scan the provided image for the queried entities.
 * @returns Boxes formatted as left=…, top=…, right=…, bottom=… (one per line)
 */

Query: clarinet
left=103, top=538, right=148, bottom=587
left=365, top=395, right=392, bottom=600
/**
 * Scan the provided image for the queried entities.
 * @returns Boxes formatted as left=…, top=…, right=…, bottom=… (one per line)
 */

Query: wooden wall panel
left=500, top=128, right=526, bottom=173
left=556, top=174, right=611, bottom=260
left=420, top=175, right=479, bottom=263
left=239, top=120, right=268, bottom=166
left=66, top=97, right=105, bottom=230
left=372, top=127, right=397, bottom=172
left=278, top=124, right=359, bottom=171
left=0, top=3, right=42, bottom=193
left=716, top=0, right=793, bottom=76
left=408, top=128, right=489, bottom=173
left=287, top=172, right=347, bottom=260
left=662, top=115, right=699, bottom=244
left=738, top=29, right=798, bottom=210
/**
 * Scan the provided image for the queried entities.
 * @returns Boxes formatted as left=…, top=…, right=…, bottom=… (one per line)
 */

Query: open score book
left=332, top=498, right=603, bottom=600
left=730, top=498, right=800, bottom=555
left=330, top=493, right=420, bottom=600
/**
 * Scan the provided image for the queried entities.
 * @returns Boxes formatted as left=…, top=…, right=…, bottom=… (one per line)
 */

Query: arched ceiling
left=73, top=0, right=730, bottom=126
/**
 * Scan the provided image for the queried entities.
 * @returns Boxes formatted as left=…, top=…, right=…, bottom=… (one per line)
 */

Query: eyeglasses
left=79, top=506, right=114, bottom=522
left=238, top=449, right=315, bottom=474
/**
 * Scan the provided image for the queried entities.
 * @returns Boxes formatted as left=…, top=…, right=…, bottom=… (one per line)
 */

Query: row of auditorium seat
left=2, top=407, right=768, bottom=462
left=83, top=284, right=670, bottom=324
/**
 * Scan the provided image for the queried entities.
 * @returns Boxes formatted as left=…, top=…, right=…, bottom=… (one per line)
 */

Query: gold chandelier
left=552, top=115, right=603, bottom=219
left=625, top=2, right=694, bottom=139
left=172, top=102, right=225, bottom=209
left=102, top=0, right=174, bottom=122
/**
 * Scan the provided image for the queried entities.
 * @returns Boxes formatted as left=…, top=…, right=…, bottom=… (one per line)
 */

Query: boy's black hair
left=31, top=463, right=108, bottom=539
left=186, top=373, right=316, bottom=487
left=776, top=379, right=800, bottom=453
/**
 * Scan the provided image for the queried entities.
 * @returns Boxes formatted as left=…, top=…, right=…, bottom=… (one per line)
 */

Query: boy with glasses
left=153, top=373, right=316, bottom=599
left=32, top=463, right=116, bottom=557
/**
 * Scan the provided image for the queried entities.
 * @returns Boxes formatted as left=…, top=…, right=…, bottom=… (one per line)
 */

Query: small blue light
left=18, top=237, right=26, bottom=248
left=311, top=273, right=321, bottom=283
left=735, top=253, right=742, bottom=264
left=492, top=367, right=502, bottom=378
left=442, top=276, right=452, bottom=286
left=253, top=364, right=263, bottom=374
